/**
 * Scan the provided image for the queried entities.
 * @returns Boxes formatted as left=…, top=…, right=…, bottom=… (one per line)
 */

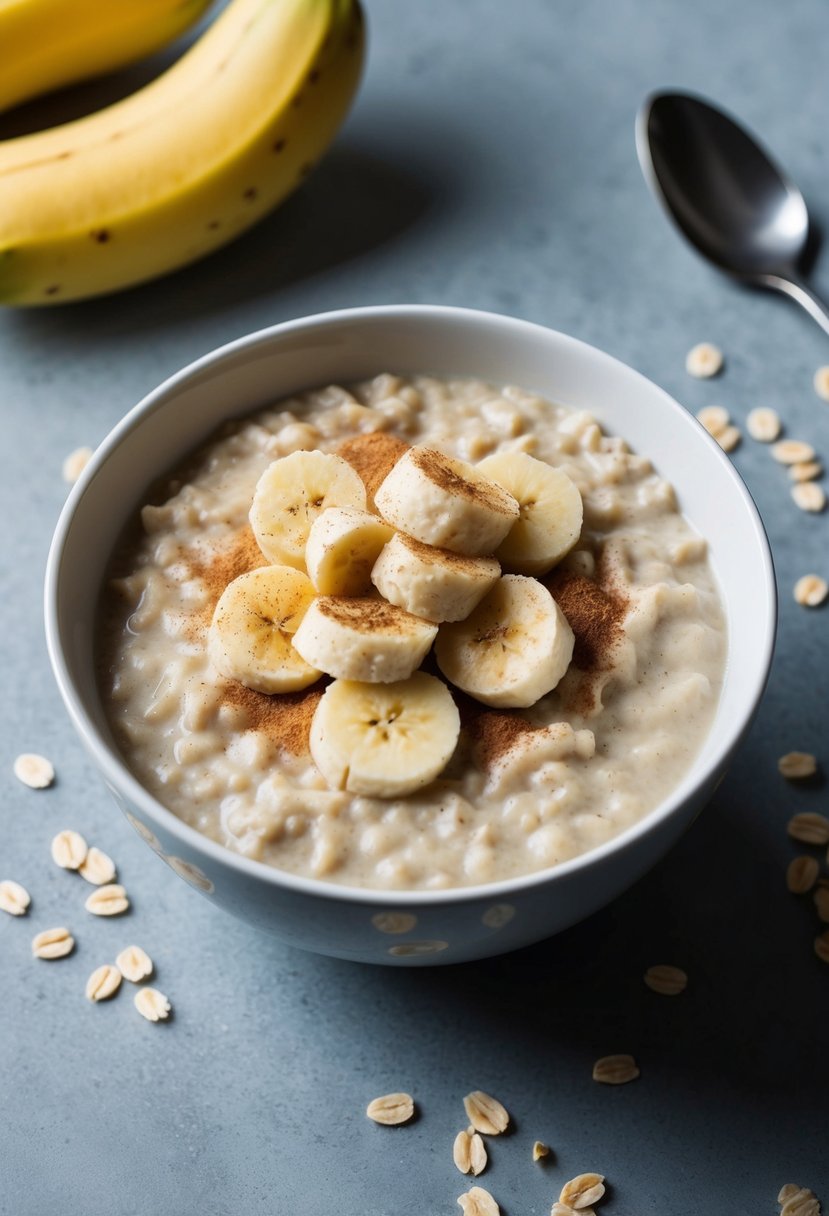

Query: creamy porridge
left=100, top=373, right=726, bottom=890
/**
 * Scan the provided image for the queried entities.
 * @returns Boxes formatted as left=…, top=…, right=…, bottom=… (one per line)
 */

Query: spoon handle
left=761, top=274, right=829, bottom=338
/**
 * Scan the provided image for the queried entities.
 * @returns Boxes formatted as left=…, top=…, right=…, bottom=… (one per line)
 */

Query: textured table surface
left=1, top=2, right=828, bottom=1213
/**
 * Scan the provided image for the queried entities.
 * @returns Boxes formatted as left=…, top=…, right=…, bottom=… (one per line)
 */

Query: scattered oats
left=813, top=886, right=829, bottom=923
left=686, top=342, right=723, bottom=378
left=454, top=1129, right=487, bottom=1175
left=787, top=812, right=829, bottom=846
left=457, top=1185, right=500, bottom=1216
left=787, top=855, right=820, bottom=894
left=533, top=1141, right=551, bottom=1162
left=643, top=964, right=688, bottom=995
left=134, top=987, right=171, bottom=1022
left=813, top=365, right=829, bottom=401
left=13, top=752, right=54, bottom=789
left=116, top=944, right=153, bottom=983
left=560, top=1173, right=606, bottom=1210
left=50, top=829, right=88, bottom=871
left=790, top=461, right=823, bottom=482
left=696, top=405, right=730, bottom=436
left=365, top=1092, right=414, bottom=1125
left=716, top=424, right=741, bottom=453
left=32, top=927, right=74, bottom=959
left=85, top=964, right=122, bottom=1002
left=781, top=1187, right=820, bottom=1216
left=85, top=883, right=130, bottom=916
left=778, top=752, right=817, bottom=779
left=746, top=406, right=781, bottom=442
left=62, top=446, right=93, bottom=484
left=779, top=1184, right=801, bottom=1204
left=79, top=846, right=116, bottom=886
left=815, top=932, right=829, bottom=965
left=792, top=482, right=826, bottom=513
left=592, top=1053, right=640, bottom=1084
left=0, top=879, right=31, bottom=916
left=772, top=439, right=816, bottom=465
left=463, top=1090, right=510, bottom=1135
left=794, top=576, right=828, bottom=608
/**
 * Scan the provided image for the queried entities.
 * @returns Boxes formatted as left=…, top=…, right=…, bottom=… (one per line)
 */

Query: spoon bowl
left=636, top=90, right=829, bottom=335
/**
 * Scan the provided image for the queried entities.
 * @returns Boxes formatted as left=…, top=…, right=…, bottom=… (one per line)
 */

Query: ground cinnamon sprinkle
left=336, top=432, right=409, bottom=504
left=465, top=708, right=538, bottom=767
left=221, top=683, right=323, bottom=755
left=184, top=527, right=321, bottom=755
left=546, top=569, right=628, bottom=672
left=189, top=525, right=267, bottom=614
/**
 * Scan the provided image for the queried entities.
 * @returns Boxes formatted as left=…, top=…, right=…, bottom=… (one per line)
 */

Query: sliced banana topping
left=250, top=450, right=366, bottom=569
left=306, top=507, right=394, bottom=596
left=477, top=451, right=583, bottom=575
left=292, top=596, right=438, bottom=683
left=371, top=532, right=500, bottom=623
left=208, top=566, right=320, bottom=694
left=374, top=446, right=520, bottom=556
left=435, top=575, right=575, bottom=708
left=309, top=673, right=460, bottom=797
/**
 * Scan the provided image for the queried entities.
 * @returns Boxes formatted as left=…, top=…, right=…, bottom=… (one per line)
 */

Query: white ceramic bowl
left=45, top=305, right=776, bottom=965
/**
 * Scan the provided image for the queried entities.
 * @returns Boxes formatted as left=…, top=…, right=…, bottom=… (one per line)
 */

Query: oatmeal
left=100, top=374, right=726, bottom=890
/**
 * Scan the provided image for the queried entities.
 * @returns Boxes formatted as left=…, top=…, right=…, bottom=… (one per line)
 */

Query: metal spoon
left=636, top=89, right=829, bottom=337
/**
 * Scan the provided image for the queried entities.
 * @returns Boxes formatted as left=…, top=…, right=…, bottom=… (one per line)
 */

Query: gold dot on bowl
left=372, top=911, right=417, bottom=934
left=481, top=903, right=515, bottom=929
left=387, top=940, right=448, bottom=957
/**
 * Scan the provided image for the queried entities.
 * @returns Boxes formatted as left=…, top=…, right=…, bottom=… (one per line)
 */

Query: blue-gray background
left=1, top=2, right=827, bottom=1213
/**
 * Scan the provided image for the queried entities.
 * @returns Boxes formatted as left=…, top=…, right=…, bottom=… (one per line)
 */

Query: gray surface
left=1, top=1, right=827, bottom=1212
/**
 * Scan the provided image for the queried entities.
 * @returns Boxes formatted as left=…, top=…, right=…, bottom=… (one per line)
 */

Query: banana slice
left=477, top=452, right=583, bottom=575
left=374, top=446, right=520, bottom=556
left=208, top=566, right=320, bottom=694
left=435, top=574, right=574, bottom=708
left=371, top=532, right=500, bottom=623
left=292, top=597, right=438, bottom=682
left=306, top=507, right=394, bottom=596
left=250, top=451, right=366, bottom=569
left=310, top=672, right=460, bottom=797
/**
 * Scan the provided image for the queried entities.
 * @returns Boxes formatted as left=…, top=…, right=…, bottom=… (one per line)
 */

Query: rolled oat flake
left=116, top=944, right=153, bottom=983
left=51, top=830, right=88, bottom=870
left=134, top=987, right=171, bottom=1022
left=365, top=1092, right=414, bottom=1125
left=793, top=576, right=828, bottom=608
left=85, top=883, right=130, bottom=916
left=85, top=964, right=122, bottom=1002
left=13, top=752, right=55, bottom=789
left=0, top=879, right=31, bottom=916
left=777, top=752, right=817, bottom=779
left=686, top=342, right=723, bottom=378
left=32, top=927, right=74, bottom=959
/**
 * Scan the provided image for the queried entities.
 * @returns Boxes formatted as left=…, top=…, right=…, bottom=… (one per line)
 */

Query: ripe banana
left=0, top=0, right=213, bottom=114
left=435, top=574, right=575, bottom=708
left=477, top=451, right=583, bottom=575
left=292, top=597, right=438, bottom=682
left=309, top=672, right=460, bottom=797
left=371, top=531, right=500, bottom=623
left=306, top=507, right=394, bottom=596
left=250, top=451, right=366, bottom=570
left=374, top=446, right=520, bottom=556
left=0, top=0, right=364, bottom=304
left=208, top=565, right=320, bottom=693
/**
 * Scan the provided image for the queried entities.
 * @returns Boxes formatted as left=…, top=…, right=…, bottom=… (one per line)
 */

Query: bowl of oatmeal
left=45, top=305, right=775, bottom=964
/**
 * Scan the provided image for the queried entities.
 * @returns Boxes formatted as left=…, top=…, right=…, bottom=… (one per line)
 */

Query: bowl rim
left=44, top=303, right=777, bottom=908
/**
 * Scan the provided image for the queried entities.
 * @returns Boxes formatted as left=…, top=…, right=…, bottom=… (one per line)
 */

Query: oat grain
left=0, top=879, right=30, bottom=916
left=366, top=1092, right=414, bottom=1125
left=463, top=1090, right=509, bottom=1135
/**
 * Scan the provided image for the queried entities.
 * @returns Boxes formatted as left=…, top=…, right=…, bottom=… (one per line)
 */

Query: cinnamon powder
left=546, top=569, right=627, bottom=672
left=185, top=525, right=321, bottom=755
left=336, top=432, right=409, bottom=504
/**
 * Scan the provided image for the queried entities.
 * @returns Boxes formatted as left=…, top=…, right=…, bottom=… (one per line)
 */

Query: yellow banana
left=0, top=0, right=214, bottom=113
left=0, top=0, right=364, bottom=305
